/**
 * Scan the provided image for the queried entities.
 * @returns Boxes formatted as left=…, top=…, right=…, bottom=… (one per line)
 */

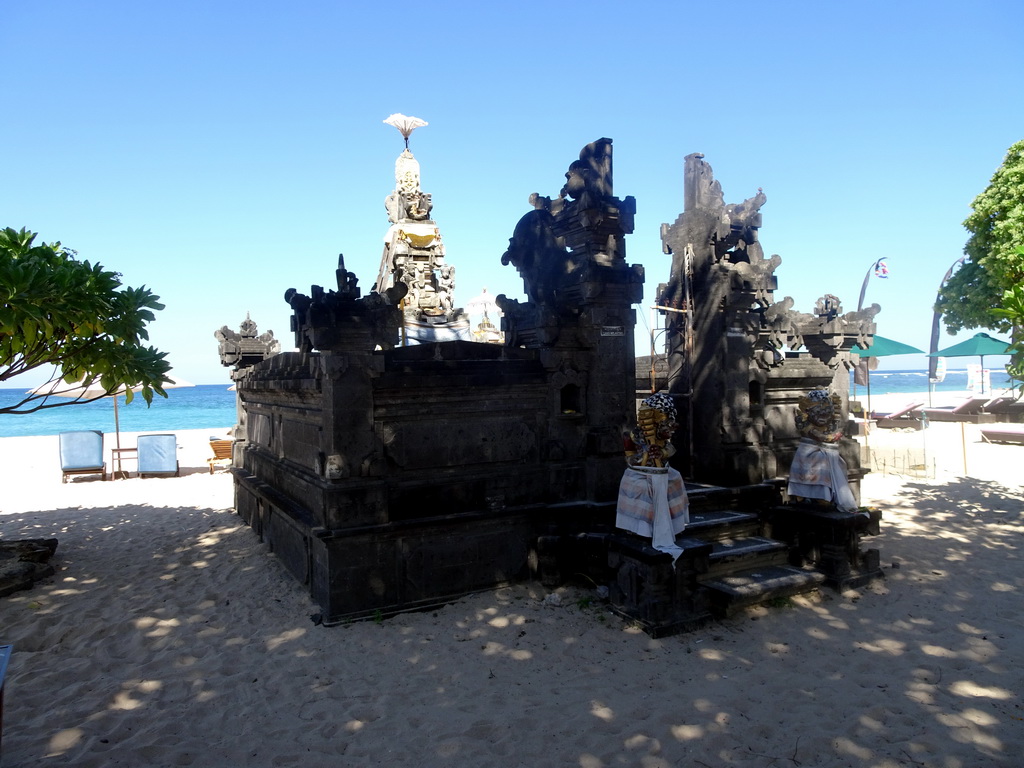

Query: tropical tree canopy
left=936, top=139, right=1024, bottom=333
left=0, top=226, right=171, bottom=415
left=991, top=246, right=1024, bottom=392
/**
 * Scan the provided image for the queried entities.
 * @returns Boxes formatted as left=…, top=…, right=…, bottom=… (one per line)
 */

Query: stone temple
left=218, top=127, right=882, bottom=635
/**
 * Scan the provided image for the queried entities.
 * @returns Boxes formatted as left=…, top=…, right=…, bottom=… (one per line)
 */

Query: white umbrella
left=465, top=287, right=501, bottom=318
left=29, top=374, right=194, bottom=453
left=464, top=288, right=504, bottom=344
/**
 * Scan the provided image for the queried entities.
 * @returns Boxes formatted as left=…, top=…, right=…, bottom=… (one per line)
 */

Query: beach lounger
left=137, top=433, right=180, bottom=477
left=870, top=401, right=924, bottom=430
left=58, top=430, right=106, bottom=482
left=980, top=424, right=1024, bottom=445
left=920, top=397, right=997, bottom=424
left=985, top=396, right=1024, bottom=423
left=207, top=438, right=233, bottom=474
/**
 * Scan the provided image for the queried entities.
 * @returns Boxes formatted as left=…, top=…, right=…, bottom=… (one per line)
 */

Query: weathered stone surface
left=659, top=153, right=875, bottom=490
left=228, top=139, right=645, bottom=624
left=375, top=127, right=471, bottom=342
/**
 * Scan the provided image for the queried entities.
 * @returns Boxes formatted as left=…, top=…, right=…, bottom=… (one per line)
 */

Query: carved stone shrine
left=228, top=137, right=642, bottom=624
left=222, top=136, right=884, bottom=635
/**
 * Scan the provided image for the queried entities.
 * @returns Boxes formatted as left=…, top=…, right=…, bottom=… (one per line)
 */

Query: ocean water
left=849, top=368, right=1015, bottom=398
left=0, top=369, right=1016, bottom=438
left=0, top=384, right=236, bottom=438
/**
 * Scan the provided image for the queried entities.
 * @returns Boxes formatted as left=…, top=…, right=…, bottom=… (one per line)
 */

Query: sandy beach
left=2, top=406, right=1022, bottom=767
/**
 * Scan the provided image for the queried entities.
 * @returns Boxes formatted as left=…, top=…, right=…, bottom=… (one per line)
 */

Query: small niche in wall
left=749, top=380, right=764, bottom=414
left=560, top=384, right=581, bottom=415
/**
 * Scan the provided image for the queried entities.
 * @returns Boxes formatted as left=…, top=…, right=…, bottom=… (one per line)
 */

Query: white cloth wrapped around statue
left=616, top=393, right=689, bottom=562
left=787, top=438, right=858, bottom=513
left=616, top=467, right=689, bottom=561
left=787, top=389, right=858, bottom=514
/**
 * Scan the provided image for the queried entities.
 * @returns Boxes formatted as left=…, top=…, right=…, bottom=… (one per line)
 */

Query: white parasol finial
left=384, top=113, right=428, bottom=148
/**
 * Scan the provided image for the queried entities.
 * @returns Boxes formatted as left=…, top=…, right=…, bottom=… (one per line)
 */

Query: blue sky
left=3, top=0, right=1021, bottom=386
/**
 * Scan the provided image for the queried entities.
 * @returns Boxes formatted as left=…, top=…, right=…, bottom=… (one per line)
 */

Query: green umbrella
left=853, top=335, right=924, bottom=358
left=852, top=335, right=925, bottom=414
left=928, top=332, right=1010, bottom=394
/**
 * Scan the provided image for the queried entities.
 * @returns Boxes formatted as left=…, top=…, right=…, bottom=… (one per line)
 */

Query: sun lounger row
left=863, top=395, right=1024, bottom=430
left=58, top=431, right=180, bottom=482
left=921, top=395, right=1024, bottom=423
left=985, top=396, right=1024, bottom=422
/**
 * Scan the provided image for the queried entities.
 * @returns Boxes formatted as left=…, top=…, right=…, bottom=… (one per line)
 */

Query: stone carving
left=385, top=149, right=433, bottom=223
left=624, top=392, right=678, bottom=468
left=616, top=393, right=689, bottom=562
left=661, top=153, right=774, bottom=313
left=335, top=253, right=360, bottom=300
left=215, top=314, right=281, bottom=370
left=500, top=138, right=638, bottom=313
left=787, top=389, right=857, bottom=513
left=767, top=296, right=880, bottom=371
left=374, top=115, right=470, bottom=341
left=659, top=152, right=876, bottom=486
left=501, top=207, right=568, bottom=306
left=285, top=262, right=407, bottom=354
left=437, top=264, right=455, bottom=313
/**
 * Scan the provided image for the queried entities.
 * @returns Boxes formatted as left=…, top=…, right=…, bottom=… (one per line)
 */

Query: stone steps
left=686, top=509, right=762, bottom=541
left=697, top=535, right=792, bottom=578
left=701, top=564, right=827, bottom=617
left=596, top=481, right=883, bottom=637
left=606, top=483, right=849, bottom=636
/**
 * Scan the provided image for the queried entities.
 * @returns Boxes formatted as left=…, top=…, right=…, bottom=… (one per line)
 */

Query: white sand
left=1, top=416, right=1022, bottom=767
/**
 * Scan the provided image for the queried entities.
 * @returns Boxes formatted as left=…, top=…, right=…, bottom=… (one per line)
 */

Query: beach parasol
left=927, top=332, right=1010, bottom=394
left=851, top=335, right=924, bottom=414
left=29, top=374, right=195, bottom=453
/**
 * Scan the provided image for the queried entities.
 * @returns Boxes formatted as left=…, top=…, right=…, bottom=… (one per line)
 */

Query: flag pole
left=929, top=257, right=966, bottom=406
left=856, top=257, right=887, bottom=456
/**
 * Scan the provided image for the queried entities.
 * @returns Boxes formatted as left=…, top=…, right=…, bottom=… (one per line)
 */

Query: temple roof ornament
left=215, top=314, right=281, bottom=370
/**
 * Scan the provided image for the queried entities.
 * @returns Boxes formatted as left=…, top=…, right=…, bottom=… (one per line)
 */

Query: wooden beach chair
left=920, top=397, right=997, bottom=424
left=58, top=430, right=106, bottom=482
left=870, top=401, right=924, bottom=430
left=980, top=424, right=1024, bottom=445
left=137, top=433, right=180, bottom=478
left=207, top=438, right=233, bottom=474
left=985, top=396, right=1024, bottom=423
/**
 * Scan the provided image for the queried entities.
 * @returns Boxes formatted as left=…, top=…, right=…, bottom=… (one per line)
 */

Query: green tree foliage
left=0, top=227, right=171, bottom=415
left=936, top=139, right=1024, bottom=333
left=991, top=247, right=1024, bottom=393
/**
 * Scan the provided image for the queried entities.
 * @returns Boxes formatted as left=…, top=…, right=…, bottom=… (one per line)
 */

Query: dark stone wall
left=230, top=138, right=646, bottom=623
left=231, top=336, right=639, bottom=622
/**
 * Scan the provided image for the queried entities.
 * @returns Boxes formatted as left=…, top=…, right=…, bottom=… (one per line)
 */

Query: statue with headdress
left=787, top=389, right=857, bottom=513
left=615, top=393, right=689, bottom=562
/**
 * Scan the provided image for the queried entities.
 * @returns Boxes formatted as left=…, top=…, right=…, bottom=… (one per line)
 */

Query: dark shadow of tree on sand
left=2, top=480, right=1021, bottom=767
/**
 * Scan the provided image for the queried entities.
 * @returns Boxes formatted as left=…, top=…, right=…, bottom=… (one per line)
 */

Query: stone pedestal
left=765, top=503, right=884, bottom=590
